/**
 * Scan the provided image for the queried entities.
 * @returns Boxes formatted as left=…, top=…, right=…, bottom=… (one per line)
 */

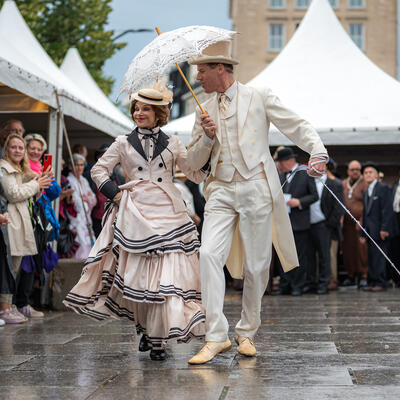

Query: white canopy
left=165, top=0, right=400, bottom=146
left=0, top=0, right=131, bottom=137
left=60, top=48, right=133, bottom=131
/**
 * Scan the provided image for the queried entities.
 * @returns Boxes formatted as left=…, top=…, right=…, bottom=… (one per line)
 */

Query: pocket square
left=373, top=196, right=378, bottom=200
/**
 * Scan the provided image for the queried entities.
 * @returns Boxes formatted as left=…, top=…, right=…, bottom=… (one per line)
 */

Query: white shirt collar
left=368, top=179, right=378, bottom=196
left=219, top=80, right=237, bottom=102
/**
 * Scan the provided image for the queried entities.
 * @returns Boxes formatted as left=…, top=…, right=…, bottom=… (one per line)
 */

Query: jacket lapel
left=206, top=94, right=221, bottom=143
left=153, top=130, right=169, bottom=160
left=237, top=83, right=252, bottom=134
left=366, top=183, right=378, bottom=214
left=321, top=178, right=331, bottom=203
left=127, top=128, right=147, bottom=161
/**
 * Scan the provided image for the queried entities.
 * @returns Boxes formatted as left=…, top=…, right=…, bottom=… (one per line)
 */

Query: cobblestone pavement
left=0, top=288, right=400, bottom=399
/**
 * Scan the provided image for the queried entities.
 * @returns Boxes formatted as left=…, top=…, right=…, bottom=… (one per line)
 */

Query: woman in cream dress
left=64, top=84, right=207, bottom=360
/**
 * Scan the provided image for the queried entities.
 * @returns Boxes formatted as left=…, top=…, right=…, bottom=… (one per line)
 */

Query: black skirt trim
left=104, top=297, right=205, bottom=345
left=65, top=268, right=201, bottom=307
left=113, top=273, right=201, bottom=302
left=64, top=291, right=205, bottom=345
left=113, top=221, right=197, bottom=250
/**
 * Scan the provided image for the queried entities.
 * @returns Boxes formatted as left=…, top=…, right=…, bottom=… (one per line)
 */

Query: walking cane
left=54, top=91, right=95, bottom=246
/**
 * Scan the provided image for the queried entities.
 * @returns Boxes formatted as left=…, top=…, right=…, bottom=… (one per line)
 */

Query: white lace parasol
left=118, top=25, right=236, bottom=98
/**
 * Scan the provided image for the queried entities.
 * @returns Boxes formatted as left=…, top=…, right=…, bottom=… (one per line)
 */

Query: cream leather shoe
left=188, top=340, right=232, bottom=364
left=235, top=336, right=256, bottom=356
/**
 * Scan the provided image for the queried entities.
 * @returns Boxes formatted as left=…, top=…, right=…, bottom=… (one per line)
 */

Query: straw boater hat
left=130, top=80, right=173, bottom=106
left=189, top=40, right=239, bottom=66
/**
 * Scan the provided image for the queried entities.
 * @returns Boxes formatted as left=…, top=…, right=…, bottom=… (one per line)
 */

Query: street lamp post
left=112, top=29, right=153, bottom=41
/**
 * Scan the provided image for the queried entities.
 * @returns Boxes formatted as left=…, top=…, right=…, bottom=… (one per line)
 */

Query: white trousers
left=200, top=178, right=273, bottom=342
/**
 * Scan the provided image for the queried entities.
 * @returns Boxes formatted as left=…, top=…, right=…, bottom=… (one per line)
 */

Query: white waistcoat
left=215, top=97, right=263, bottom=182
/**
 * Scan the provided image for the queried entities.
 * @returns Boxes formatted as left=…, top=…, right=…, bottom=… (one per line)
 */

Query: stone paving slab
left=0, top=288, right=399, bottom=399
left=0, top=355, right=36, bottom=371
left=0, top=387, right=96, bottom=400
left=226, top=385, right=400, bottom=400
left=0, top=343, right=137, bottom=356
left=1, top=332, right=83, bottom=345
left=0, top=369, right=116, bottom=387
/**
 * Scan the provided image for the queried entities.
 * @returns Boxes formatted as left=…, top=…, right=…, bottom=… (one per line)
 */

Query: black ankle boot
left=150, top=348, right=166, bottom=361
left=138, top=335, right=151, bottom=352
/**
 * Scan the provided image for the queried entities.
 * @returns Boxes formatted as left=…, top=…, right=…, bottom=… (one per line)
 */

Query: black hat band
left=138, top=93, right=163, bottom=102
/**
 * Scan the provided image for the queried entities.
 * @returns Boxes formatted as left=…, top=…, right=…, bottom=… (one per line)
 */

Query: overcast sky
left=103, top=0, right=232, bottom=101
left=104, top=0, right=400, bottom=101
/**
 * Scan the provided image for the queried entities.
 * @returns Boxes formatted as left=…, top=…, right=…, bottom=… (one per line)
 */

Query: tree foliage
left=0, top=0, right=126, bottom=95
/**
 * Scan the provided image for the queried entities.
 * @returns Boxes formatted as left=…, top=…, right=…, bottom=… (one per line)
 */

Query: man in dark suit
left=360, top=162, right=395, bottom=292
left=305, top=158, right=345, bottom=294
left=275, top=148, right=318, bottom=296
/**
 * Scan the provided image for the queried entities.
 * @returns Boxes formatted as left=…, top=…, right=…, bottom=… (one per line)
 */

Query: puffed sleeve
left=175, top=137, right=207, bottom=184
left=91, top=138, right=121, bottom=200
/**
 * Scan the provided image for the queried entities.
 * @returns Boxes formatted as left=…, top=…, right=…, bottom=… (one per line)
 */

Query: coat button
left=157, top=177, right=162, bottom=182
left=159, top=163, right=163, bottom=168
left=139, top=178, right=143, bottom=180
left=138, top=166, right=143, bottom=171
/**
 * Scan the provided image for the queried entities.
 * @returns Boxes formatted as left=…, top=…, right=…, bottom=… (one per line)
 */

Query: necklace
left=346, top=176, right=362, bottom=199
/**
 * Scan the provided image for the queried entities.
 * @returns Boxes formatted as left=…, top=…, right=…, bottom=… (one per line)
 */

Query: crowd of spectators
left=271, top=147, right=400, bottom=296
left=0, top=119, right=398, bottom=325
left=0, top=120, right=118, bottom=325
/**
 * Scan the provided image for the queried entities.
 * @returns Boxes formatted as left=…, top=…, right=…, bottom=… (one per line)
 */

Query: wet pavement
left=0, top=288, right=400, bottom=399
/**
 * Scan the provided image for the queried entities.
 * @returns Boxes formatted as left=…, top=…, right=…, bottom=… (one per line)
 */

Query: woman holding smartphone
left=0, top=134, right=52, bottom=323
left=13, top=134, right=61, bottom=318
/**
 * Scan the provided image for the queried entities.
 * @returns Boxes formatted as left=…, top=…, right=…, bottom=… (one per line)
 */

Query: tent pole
left=47, top=107, right=63, bottom=254
left=47, top=107, right=62, bottom=220
left=55, top=91, right=95, bottom=246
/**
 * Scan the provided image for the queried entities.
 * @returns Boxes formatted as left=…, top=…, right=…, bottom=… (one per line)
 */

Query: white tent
left=165, top=0, right=400, bottom=146
left=60, top=48, right=133, bottom=131
left=0, top=0, right=132, bottom=138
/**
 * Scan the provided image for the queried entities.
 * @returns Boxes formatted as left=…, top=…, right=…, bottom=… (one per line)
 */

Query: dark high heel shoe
left=150, top=348, right=166, bottom=361
left=138, top=335, right=151, bottom=352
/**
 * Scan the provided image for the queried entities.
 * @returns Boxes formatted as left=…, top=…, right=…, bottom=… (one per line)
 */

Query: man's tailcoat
left=187, top=83, right=327, bottom=278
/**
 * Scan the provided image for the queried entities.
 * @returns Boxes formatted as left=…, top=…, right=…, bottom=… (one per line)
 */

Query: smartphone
left=43, top=154, right=52, bottom=172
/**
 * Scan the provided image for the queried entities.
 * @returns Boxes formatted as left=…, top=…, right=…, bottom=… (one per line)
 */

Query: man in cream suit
left=187, top=40, right=328, bottom=364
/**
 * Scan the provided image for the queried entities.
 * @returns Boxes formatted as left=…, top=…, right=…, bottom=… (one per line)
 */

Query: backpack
left=28, top=199, right=54, bottom=275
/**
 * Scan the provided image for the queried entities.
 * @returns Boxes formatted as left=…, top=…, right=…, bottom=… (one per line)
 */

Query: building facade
left=230, top=0, right=398, bottom=83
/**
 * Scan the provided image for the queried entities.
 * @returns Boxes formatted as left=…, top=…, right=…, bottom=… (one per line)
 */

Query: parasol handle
left=155, top=27, right=206, bottom=114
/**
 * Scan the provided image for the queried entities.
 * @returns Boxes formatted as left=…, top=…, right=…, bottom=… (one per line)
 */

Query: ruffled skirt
left=64, top=181, right=205, bottom=348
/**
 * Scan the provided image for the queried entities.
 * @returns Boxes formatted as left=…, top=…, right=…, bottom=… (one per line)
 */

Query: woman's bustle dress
left=64, top=128, right=208, bottom=348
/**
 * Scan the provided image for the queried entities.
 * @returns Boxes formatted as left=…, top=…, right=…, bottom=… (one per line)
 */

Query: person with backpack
left=0, top=134, right=52, bottom=323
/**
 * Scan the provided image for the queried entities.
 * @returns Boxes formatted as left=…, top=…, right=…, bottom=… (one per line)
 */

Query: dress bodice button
left=159, top=163, right=163, bottom=168
left=157, top=177, right=162, bottom=182
left=138, top=166, right=143, bottom=171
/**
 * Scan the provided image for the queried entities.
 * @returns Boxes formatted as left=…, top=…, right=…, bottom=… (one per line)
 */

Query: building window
left=348, top=0, right=365, bottom=8
left=269, top=0, right=285, bottom=9
left=295, top=0, right=310, bottom=9
left=329, top=0, right=338, bottom=8
left=349, top=23, right=364, bottom=50
left=269, top=24, right=285, bottom=51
